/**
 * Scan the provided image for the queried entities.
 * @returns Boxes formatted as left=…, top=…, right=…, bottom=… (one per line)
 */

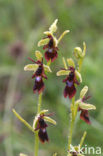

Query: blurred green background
left=0, top=0, right=103, bottom=156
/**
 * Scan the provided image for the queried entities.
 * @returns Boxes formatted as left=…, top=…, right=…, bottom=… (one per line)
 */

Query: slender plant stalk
left=34, top=92, right=43, bottom=156
left=68, top=96, right=75, bottom=151
left=80, top=131, right=87, bottom=148
left=67, top=58, right=83, bottom=154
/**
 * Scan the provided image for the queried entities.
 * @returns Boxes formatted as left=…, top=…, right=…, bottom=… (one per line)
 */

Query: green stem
left=68, top=96, right=75, bottom=151
left=34, top=92, right=43, bottom=156
left=78, top=58, right=83, bottom=73
left=80, top=131, right=87, bottom=148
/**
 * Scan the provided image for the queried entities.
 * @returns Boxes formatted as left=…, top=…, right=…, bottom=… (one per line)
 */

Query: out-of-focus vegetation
left=0, top=0, right=103, bottom=156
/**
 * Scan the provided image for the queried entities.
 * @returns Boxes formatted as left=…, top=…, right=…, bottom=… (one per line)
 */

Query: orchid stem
left=68, top=96, right=75, bottom=151
left=80, top=131, right=87, bottom=148
left=34, top=92, right=43, bottom=156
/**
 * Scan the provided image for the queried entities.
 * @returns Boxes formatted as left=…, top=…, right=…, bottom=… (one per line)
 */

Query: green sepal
left=49, top=19, right=58, bottom=33
left=76, top=100, right=96, bottom=110
left=80, top=86, right=88, bottom=99
left=44, top=116, right=56, bottom=125
left=57, top=70, right=70, bottom=76
left=38, top=38, right=50, bottom=47
left=24, top=64, right=39, bottom=72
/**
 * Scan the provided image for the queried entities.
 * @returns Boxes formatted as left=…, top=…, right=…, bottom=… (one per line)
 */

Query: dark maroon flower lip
left=43, top=35, right=58, bottom=62
left=63, top=67, right=79, bottom=99
left=35, top=114, right=50, bottom=143
left=78, top=107, right=91, bottom=124
left=38, top=128, right=49, bottom=143
left=45, top=50, right=58, bottom=62
left=33, top=77, right=45, bottom=94
left=78, top=95, right=91, bottom=124
left=28, top=57, right=47, bottom=94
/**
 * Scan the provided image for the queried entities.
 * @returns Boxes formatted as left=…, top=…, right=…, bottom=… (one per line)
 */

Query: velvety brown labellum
left=79, top=108, right=91, bottom=124
left=38, top=128, right=49, bottom=143
left=63, top=69, right=79, bottom=99
left=33, top=77, right=45, bottom=94
left=35, top=118, right=48, bottom=130
left=43, top=36, right=58, bottom=62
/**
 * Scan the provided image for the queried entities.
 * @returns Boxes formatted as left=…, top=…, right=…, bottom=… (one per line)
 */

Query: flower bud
left=74, top=47, right=83, bottom=59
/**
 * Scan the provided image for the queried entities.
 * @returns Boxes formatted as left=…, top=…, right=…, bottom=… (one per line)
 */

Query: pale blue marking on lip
left=36, top=76, right=41, bottom=82
left=66, top=80, right=73, bottom=87
left=48, top=48, right=53, bottom=53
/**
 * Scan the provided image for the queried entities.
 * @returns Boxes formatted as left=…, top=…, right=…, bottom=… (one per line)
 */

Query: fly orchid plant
left=12, top=19, right=96, bottom=156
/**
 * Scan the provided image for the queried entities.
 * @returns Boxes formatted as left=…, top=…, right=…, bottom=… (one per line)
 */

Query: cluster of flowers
left=24, top=19, right=69, bottom=143
left=23, top=19, right=96, bottom=156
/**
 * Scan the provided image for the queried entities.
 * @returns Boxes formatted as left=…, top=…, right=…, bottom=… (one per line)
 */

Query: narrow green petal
left=62, top=57, right=68, bottom=69
left=44, top=116, right=56, bottom=125
left=56, top=70, right=70, bottom=76
left=43, top=64, right=52, bottom=72
left=24, top=64, right=39, bottom=72
left=38, top=38, right=50, bottom=47
left=39, top=109, right=48, bottom=115
left=82, top=42, right=86, bottom=57
left=80, top=86, right=88, bottom=98
left=57, top=30, right=70, bottom=44
left=67, top=58, right=75, bottom=67
left=75, top=70, right=82, bottom=83
left=33, top=115, right=39, bottom=129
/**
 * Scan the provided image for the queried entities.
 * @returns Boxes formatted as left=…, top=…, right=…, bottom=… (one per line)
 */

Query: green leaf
left=56, top=70, right=70, bottom=76
left=75, top=70, right=82, bottom=83
left=24, top=64, right=39, bottom=72
left=67, top=58, right=75, bottom=67
left=38, top=38, right=50, bottom=47
left=43, top=64, right=52, bottom=72
left=80, top=86, right=88, bottom=99
left=49, top=19, right=58, bottom=33
left=35, top=50, right=43, bottom=61
left=44, top=116, right=56, bottom=125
